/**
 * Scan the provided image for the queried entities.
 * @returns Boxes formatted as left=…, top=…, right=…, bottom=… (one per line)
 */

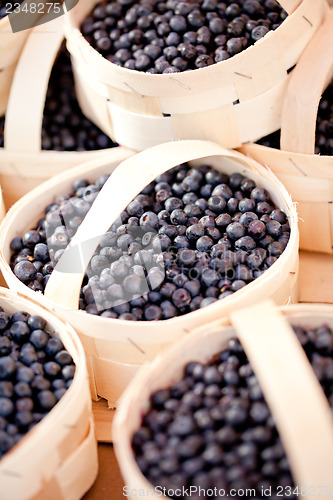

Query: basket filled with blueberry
left=0, top=287, right=97, bottom=500
left=113, top=300, right=333, bottom=499
left=240, top=9, right=333, bottom=254
left=0, top=15, right=126, bottom=210
left=64, top=0, right=328, bottom=150
left=0, top=139, right=298, bottom=406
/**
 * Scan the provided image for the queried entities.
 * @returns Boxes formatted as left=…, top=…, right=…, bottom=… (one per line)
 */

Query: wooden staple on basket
left=0, top=288, right=98, bottom=500
left=63, top=0, right=328, bottom=150
left=0, top=140, right=299, bottom=407
left=113, top=301, right=333, bottom=497
left=240, top=8, right=333, bottom=255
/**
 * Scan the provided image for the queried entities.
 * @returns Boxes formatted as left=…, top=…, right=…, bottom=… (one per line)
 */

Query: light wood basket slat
left=113, top=301, right=333, bottom=498
left=0, top=288, right=98, bottom=500
left=63, top=0, right=328, bottom=151
left=0, top=141, right=299, bottom=407
left=240, top=8, right=333, bottom=255
left=0, top=15, right=133, bottom=210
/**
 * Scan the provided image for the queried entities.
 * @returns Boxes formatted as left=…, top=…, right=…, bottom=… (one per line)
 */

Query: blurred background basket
left=0, top=15, right=131, bottom=210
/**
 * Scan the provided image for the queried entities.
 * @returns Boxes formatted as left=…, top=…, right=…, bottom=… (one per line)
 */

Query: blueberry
left=10, top=237, right=23, bottom=253
left=196, top=236, right=213, bottom=252
left=0, top=357, right=16, bottom=380
left=37, top=390, right=57, bottom=411
left=10, top=321, right=30, bottom=344
left=144, top=305, right=162, bottom=321
left=33, top=243, right=49, bottom=263
left=20, top=344, right=38, bottom=365
left=207, top=196, right=226, bottom=214
left=266, top=220, right=282, bottom=237
left=110, top=261, right=129, bottom=281
left=226, top=222, right=246, bottom=240
left=170, top=209, right=187, bottom=225
left=62, top=364, right=75, bottom=381
left=267, top=242, right=284, bottom=257
left=251, top=25, right=269, bottom=41
left=0, top=398, right=14, bottom=418
left=0, top=313, right=10, bottom=332
left=269, top=208, right=286, bottom=224
left=164, top=197, right=183, bottom=212
left=14, top=261, right=37, bottom=282
left=45, top=338, right=64, bottom=357
left=235, top=236, right=256, bottom=252
left=256, top=201, right=273, bottom=215
left=0, top=382, right=13, bottom=398
left=172, top=288, right=191, bottom=308
left=140, top=211, right=159, bottom=229
left=173, top=235, right=190, bottom=249
left=123, top=275, right=144, bottom=296
left=22, top=230, right=41, bottom=249
left=185, top=224, right=204, bottom=242
left=177, top=248, right=196, bottom=267
left=16, top=367, right=34, bottom=384
left=201, top=268, right=220, bottom=287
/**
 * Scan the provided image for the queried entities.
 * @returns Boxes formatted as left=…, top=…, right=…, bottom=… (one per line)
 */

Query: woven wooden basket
left=0, top=287, right=98, bottom=500
left=0, top=140, right=299, bottom=407
left=0, top=15, right=131, bottom=210
left=64, top=0, right=328, bottom=151
left=240, top=9, right=333, bottom=255
left=113, top=301, right=333, bottom=497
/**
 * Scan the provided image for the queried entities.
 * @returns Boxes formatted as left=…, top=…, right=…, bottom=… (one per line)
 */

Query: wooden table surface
left=83, top=250, right=333, bottom=500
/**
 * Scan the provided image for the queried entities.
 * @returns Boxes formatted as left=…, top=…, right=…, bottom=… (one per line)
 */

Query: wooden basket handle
left=4, top=15, right=64, bottom=154
left=277, top=0, right=301, bottom=14
left=44, top=140, right=267, bottom=309
left=280, top=9, right=333, bottom=154
left=231, top=300, right=333, bottom=493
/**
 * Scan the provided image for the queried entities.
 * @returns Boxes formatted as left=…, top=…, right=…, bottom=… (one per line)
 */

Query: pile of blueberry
left=0, top=44, right=116, bottom=152
left=81, top=0, right=286, bottom=73
left=0, top=307, right=76, bottom=458
left=10, top=161, right=290, bottom=321
left=41, top=43, right=116, bottom=151
left=257, top=79, right=333, bottom=156
left=132, top=323, right=333, bottom=499
left=314, top=79, right=333, bottom=156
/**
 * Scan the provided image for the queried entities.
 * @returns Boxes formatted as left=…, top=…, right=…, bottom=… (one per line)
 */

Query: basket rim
left=241, top=141, right=333, bottom=163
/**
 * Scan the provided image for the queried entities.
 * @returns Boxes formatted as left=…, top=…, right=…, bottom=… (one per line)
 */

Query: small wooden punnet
left=0, top=140, right=299, bottom=407
left=113, top=301, right=333, bottom=498
left=0, top=15, right=133, bottom=210
left=240, top=9, right=333, bottom=255
left=0, top=288, right=98, bottom=500
left=64, top=0, right=328, bottom=151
